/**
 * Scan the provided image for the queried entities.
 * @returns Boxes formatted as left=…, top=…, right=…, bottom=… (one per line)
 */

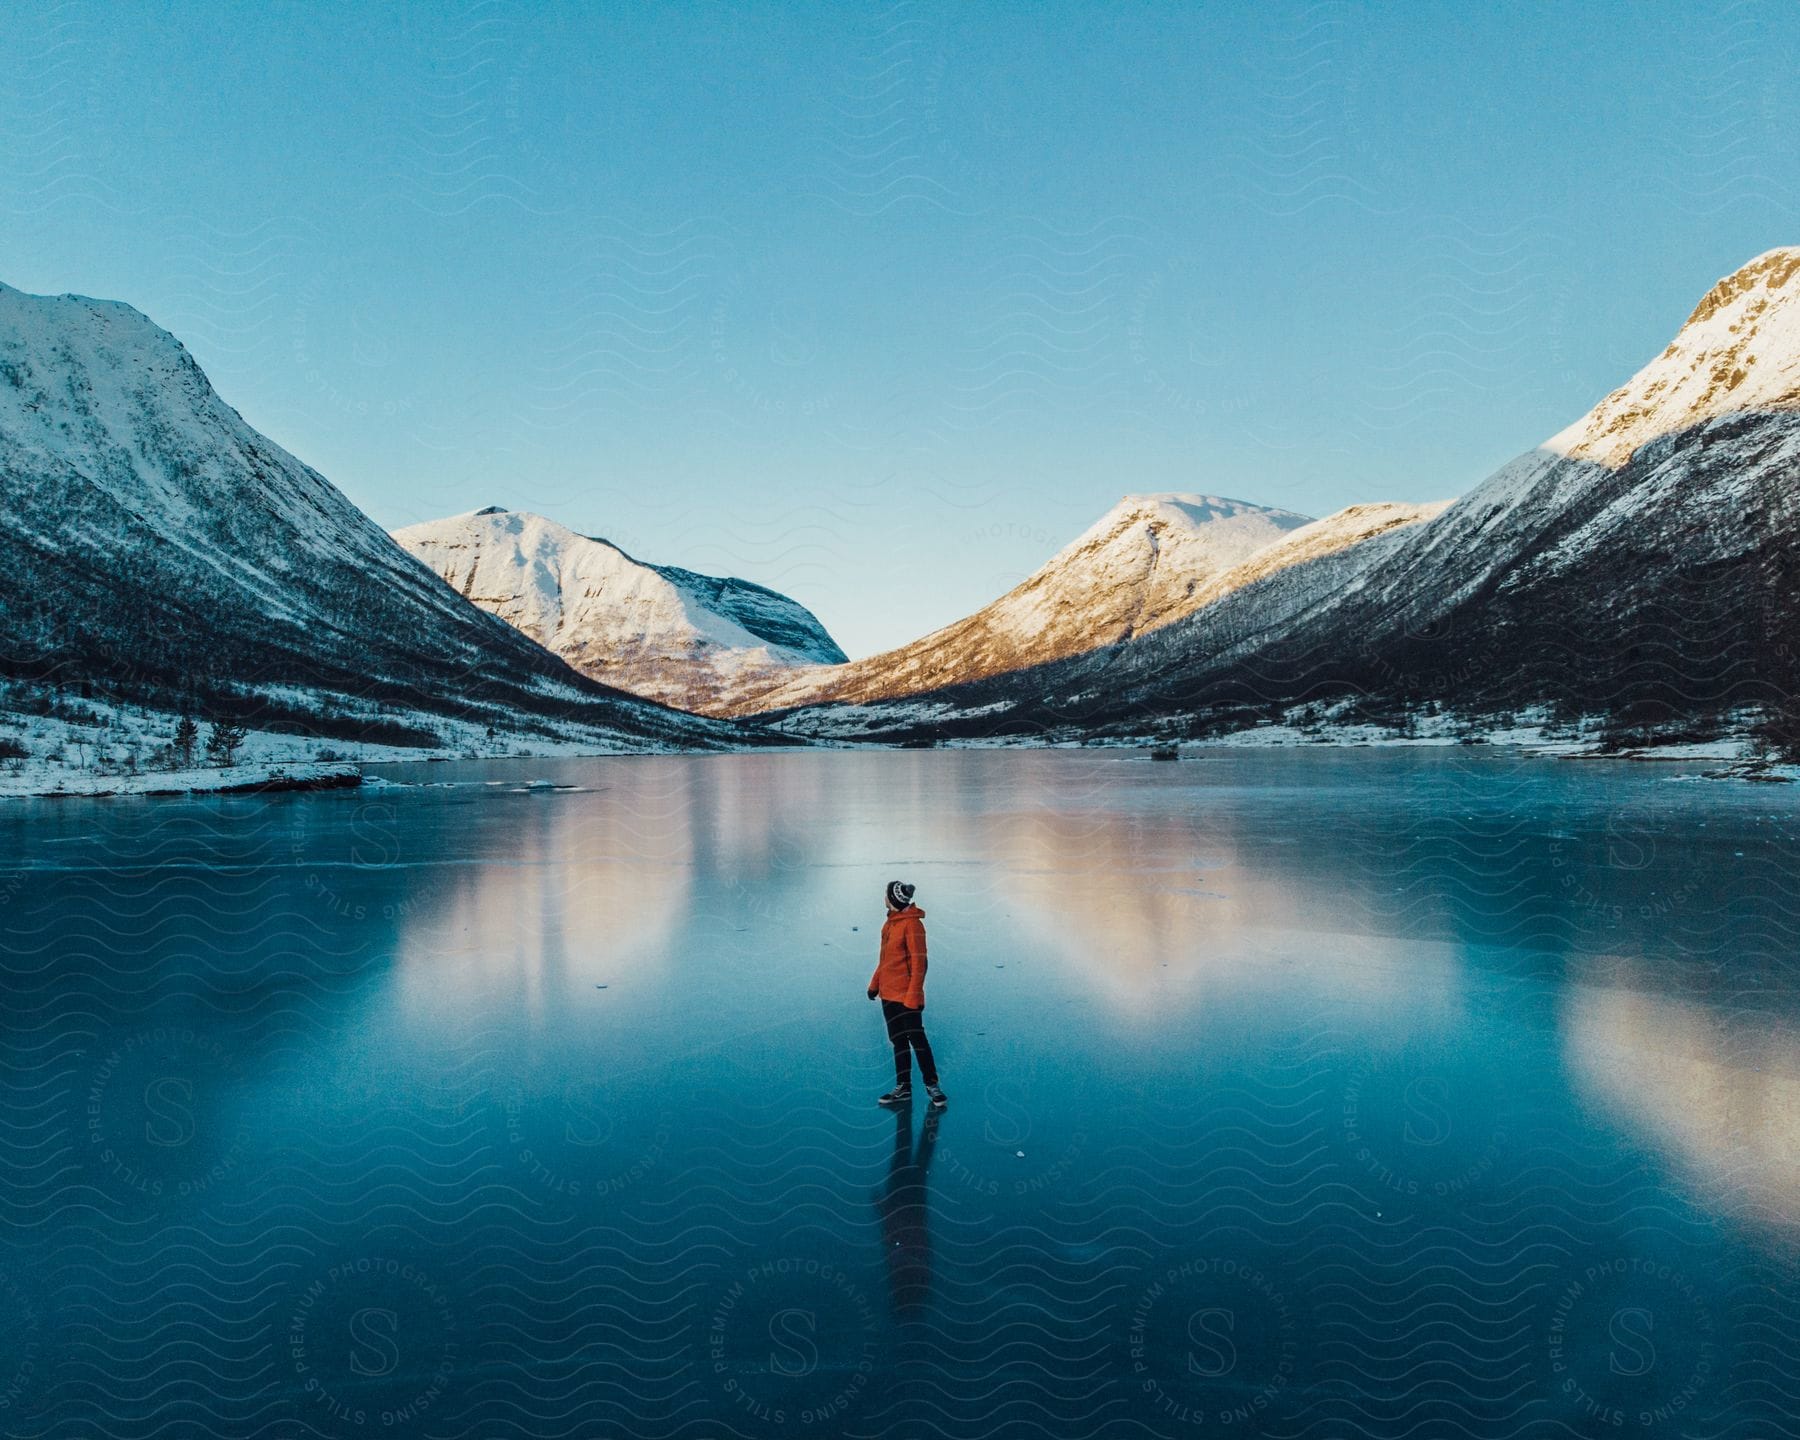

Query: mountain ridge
left=755, top=248, right=1800, bottom=745
left=11, top=246, right=1795, bottom=763
left=0, top=281, right=738, bottom=753
left=392, top=507, right=846, bottom=715
left=728, top=492, right=1317, bottom=715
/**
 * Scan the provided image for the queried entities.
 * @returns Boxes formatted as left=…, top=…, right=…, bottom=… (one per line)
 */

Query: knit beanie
left=886, top=880, right=916, bottom=911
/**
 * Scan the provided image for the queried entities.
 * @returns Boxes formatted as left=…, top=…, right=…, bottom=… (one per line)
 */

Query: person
left=866, top=880, right=947, bottom=1109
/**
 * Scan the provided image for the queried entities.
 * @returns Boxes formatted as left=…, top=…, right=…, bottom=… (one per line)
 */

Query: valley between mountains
left=3, top=249, right=1798, bottom=795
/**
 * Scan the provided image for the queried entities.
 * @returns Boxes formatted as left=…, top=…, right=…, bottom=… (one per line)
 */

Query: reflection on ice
left=7, top=746, right=1800, bottom=1440
left=1564, top=967, right=1800, bottom=1242
left=390, top=775, right=698, bottom=1028
left=366, top=749, right=1800, bottom=1223
left=938, top=768, right=1472, bottom=1020
left=386, top=755, right=873, bottom=1029
left=875, top=1107, right=939, bottom=1319
left=381, top=750, right=1515, bottom=1031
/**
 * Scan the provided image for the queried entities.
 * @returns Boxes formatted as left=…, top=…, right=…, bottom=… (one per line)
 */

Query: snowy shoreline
left=0, top=685, right=719, bottom=800
left=0, top=759, right=363, bottom=800
left=5, top=708, right=1792, bottom=799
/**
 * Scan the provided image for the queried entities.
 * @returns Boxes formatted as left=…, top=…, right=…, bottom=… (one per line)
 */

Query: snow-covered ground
left=761, top=692, right=1794, bottom=783
left=5, top=685, right=1788, bottom=796
left=1118, top=715, right=1793, bottom=780
left=0, top=759, right=361, bottom=799
left=0, top=684, right=712, bottom=798
left=0, top=698, right=374, bottom=798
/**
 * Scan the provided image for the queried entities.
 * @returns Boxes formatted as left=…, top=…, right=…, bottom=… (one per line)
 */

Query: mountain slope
left=0, top=282, right=736, bottom=750
left=1177, top=500, right=1451, bottom=616
left=392, top=508, right=846, bottom=714
left=1551, top=247, right=1800, bottom=469
left=765, top=248, right=1800, bottom=744
left=733, top=494, right=1312, bottom=714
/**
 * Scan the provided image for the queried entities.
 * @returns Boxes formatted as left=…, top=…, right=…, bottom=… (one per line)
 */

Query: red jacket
left=869, top=905, right=928, bottom=1009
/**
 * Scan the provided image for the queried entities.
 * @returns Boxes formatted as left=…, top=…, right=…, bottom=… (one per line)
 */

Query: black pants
left=882, top=1000, right=938, bottom=1088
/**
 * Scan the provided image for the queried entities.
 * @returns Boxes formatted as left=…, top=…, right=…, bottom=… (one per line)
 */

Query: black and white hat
left=886, top=880, right=916, bottom=910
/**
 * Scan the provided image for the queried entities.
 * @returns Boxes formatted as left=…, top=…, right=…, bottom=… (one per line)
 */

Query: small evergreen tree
left=173, top=713, right=200, bottom=768
left=204, top=720, right=249, bottom=768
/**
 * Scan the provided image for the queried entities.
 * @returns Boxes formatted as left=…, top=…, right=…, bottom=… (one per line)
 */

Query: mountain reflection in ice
left=386, top=774, right=697, bottom=1028
left=1564, top=962, right=1800, bottom=1243
left=374, top=752, right=1800, bottom=1214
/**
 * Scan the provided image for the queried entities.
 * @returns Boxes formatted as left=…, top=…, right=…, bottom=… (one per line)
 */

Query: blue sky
left=4, top=0, right=1797, bottom=657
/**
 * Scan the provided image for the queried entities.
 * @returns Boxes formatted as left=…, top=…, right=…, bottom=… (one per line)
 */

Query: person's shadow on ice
left=874, top=1106, right=939, bottom=1320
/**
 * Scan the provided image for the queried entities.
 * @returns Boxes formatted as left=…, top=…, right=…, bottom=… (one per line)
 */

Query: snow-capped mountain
left=1549, top=248, right=1800, bottom=468
left=733, top=494, right=1312, bottom=714
left=762, top=248, right=1800, bottom=744
left=1176, top=500, right=1451, bottom=616
left=0, top=282, right=736, bottom=752
left=392, top=508, right=846, bottom=714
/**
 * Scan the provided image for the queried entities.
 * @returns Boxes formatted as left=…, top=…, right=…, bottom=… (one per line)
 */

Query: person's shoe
left=925, top=1084, right=948, bottom=1110
left=877, top=1085, right=913, bottom=1107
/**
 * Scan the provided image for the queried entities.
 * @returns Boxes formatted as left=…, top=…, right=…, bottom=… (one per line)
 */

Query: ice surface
left=3, top=750, right=1797, bottom=1435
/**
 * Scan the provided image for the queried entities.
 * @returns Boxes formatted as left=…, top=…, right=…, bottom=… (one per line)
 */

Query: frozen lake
left=2, top=747, right=1798, bottom=1437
